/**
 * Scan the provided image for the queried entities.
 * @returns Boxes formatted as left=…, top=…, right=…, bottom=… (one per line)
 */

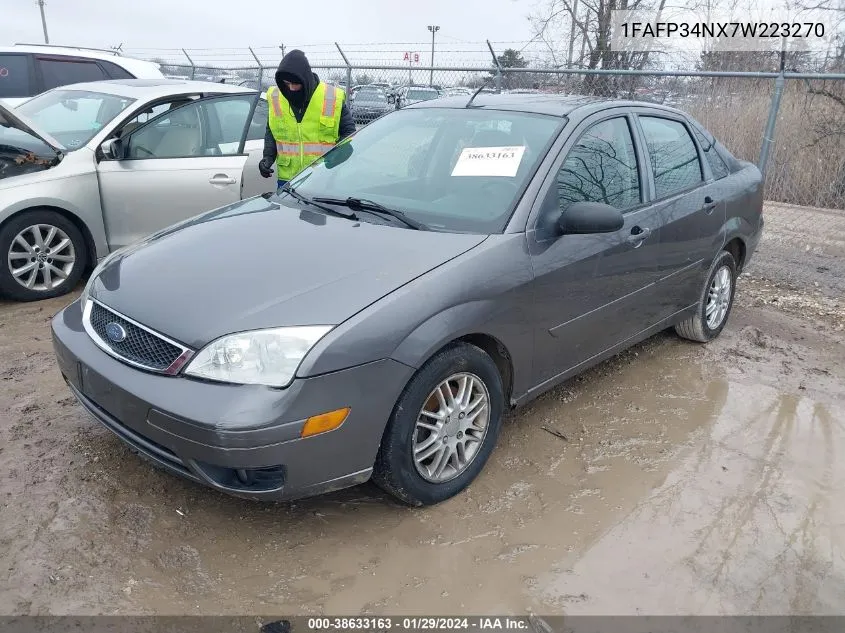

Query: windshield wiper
left=279, top=184, right=358, bottom=220
left=312, top=196, right=427, bottom=230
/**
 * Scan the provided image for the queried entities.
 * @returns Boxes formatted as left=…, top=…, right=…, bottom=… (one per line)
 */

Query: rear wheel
left=373, top=343, right=505, bottom=506
left=675, top=250, right=737, bottom=343
left=0, top=210, right=88, bottom=301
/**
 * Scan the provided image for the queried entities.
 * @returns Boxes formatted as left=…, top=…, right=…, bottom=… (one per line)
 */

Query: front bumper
left=51, top=299, right=415, bottom=501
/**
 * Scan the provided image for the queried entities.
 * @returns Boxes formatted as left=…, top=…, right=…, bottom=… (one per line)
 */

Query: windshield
left=285, top=108, right=563, bottom=233
left=16, top=89, right=136, bottom=150
left=408, top=89, right=438, bottom=101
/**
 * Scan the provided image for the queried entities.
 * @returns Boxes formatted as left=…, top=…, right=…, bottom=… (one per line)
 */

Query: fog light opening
left=301, top=407, right=351, bottom=438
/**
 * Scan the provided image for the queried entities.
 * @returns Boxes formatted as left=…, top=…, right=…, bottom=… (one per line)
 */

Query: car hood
left=90, top=195, right=488, bottom=350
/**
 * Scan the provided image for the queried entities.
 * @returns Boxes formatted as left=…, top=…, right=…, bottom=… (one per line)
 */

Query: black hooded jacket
left=262, top=49, right=355, bottom=164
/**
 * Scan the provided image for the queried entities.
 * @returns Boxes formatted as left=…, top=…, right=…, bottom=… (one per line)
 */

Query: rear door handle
left=626, top=226, right=652, bottom=247
left=209, top=174, right=237, bottom=186
left=703, top=196, right=718, bottom=214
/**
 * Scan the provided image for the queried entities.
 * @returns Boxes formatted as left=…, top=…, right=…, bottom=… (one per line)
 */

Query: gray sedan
left=51, top=93, right=764, bottom=506
left=0, top=79, right=274, bottom=301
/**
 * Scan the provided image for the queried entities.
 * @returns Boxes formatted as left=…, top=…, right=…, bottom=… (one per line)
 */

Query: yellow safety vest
left=265, top=82, right=345, bottom=180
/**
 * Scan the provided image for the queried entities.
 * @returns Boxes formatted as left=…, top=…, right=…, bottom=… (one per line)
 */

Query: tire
left=373, top=342, right=505, bottom=506
left=675, top=249, right=737, bottom=343
left=0, top=210, right=88, bottom=302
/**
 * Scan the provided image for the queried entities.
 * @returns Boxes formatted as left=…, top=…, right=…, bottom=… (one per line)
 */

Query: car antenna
left=465, top=77, right=493, bottom=109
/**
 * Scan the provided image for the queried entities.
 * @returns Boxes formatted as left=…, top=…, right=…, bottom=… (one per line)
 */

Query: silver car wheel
left=413, top=372, right=491, bottom=484
left=706, top=265, right=732, bottom=329
left=7, top=224, right=76, bottom=292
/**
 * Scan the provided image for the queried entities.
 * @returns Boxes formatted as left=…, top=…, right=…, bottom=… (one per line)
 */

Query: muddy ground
left=1, top=204, right=843, bottom=616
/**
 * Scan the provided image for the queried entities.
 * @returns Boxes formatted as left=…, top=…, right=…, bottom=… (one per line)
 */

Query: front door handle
left=626, top=226, right=652, bottom=247
left=209, top=174, right=237, bottom=186
left=703, top=195, right=718, bottom=214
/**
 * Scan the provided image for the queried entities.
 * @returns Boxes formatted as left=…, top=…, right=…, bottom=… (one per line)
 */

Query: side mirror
left=558, top=201, right=624, bottom=235
left=100, top=138, right=125, bottom=160
left=387, top=95, right=395, bottom=104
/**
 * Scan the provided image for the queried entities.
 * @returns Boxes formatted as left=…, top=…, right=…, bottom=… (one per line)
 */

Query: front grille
left=87, top=302, right=184, bottom=371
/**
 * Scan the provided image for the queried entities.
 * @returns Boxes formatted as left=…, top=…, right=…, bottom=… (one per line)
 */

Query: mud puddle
left=1, top=288, right=843, bottom=615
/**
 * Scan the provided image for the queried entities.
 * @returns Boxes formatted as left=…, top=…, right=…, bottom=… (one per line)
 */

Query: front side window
left=126, top=95, right=255, bottom=158
left=16, top=89, right=135, bottom=150
left=37, top=58, right=108, bottom=91
left=287, top=108, right=563, bottom=233
left=557, top=117, right=641, bottom=210
left=639, top=116, right=703, bottom=198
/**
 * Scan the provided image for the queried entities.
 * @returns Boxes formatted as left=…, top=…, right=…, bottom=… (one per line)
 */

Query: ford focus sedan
left=51, top=93, right=764, bottom=506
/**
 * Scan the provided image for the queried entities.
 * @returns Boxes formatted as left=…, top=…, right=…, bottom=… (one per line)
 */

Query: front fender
left=0, top=157, right=109, bottom=259
left=297, top=234, right=536, bottom=396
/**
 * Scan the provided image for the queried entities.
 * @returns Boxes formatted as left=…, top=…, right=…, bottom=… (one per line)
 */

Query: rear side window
left=691, top=126, right=730, bottom=180
left=639, top=116, right=703, bottom=198
left=247, top=100, right=267, bottom=141
left=37, top=58, right=108, bottom=90
left=99, top=60, right=135, bottom=79
left=0, top=54, right=32, bottom=98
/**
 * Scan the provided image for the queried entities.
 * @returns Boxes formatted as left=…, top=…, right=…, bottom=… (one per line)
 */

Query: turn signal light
left=301, top=407, right=350, bottom=438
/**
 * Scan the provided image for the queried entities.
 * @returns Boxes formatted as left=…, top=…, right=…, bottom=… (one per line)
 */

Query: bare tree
left=527, top=0, right=669, bottom=95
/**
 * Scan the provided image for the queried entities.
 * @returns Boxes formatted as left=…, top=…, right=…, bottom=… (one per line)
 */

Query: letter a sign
left=403, top=52, right=420, bottom=63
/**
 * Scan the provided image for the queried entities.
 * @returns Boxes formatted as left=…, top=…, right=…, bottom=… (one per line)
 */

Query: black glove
left=258, top=157, right=274, bottom=178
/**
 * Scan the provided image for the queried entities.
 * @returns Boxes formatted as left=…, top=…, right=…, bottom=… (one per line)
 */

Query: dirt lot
left=1, top=204, right=843, bottom=616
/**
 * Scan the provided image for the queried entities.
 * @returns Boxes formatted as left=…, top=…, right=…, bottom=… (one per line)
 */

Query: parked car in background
left=51, top=93, right=763, bottom=507
left=349, top=86, right=394, bottom=125
left=441, top=87, right=473, bottom=98
left=0, top=44, right=164, bottom=107
left=397, top=86, right=440, bottom=108
left=0, top=79, right=274, bottom=301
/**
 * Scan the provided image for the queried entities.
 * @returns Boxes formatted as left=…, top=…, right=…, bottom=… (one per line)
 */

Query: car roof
left=41, top=78, right=256, bottom=99
left=407, top=93, right=688, bottom=118
left=1, top=44, right=163, bottom=77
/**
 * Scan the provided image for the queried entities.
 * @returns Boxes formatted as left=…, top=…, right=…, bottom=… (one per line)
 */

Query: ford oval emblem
left=105, top=322, right=127, bottom=343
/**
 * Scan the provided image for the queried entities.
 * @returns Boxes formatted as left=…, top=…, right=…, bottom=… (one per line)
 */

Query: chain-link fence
left=123, top=45, right=845, bottom=295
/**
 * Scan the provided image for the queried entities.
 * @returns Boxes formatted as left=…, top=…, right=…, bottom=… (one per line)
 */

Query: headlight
left=183, top=326, right=332, bottom=387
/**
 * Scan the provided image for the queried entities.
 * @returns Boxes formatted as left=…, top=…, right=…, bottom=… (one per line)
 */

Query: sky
left=2, top=0, right=541, bottom=65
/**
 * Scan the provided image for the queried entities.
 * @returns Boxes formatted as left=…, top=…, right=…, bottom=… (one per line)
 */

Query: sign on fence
left=403, top=52, right=421, bottom=63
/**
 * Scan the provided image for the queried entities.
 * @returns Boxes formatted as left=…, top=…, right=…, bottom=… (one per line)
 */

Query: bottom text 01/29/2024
left=301, top=617, right=531, bottom=632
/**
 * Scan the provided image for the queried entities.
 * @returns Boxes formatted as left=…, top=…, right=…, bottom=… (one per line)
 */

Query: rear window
left=99, top=60, right=135, bottom=79
left=0, top=54, right=32, bottom=98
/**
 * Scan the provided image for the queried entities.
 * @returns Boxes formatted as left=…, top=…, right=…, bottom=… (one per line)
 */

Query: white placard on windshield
left=451, top=146, right=526, bottom=177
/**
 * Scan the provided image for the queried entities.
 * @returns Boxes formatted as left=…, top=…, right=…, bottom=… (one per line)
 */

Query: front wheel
left=0, top=210, right=88, bottom=301
left=373, top=343, right=505, bottom=506
left=675, top=249, right=737, bottom=343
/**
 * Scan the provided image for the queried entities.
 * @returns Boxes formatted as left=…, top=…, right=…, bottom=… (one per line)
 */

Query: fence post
left=181, top=48, right=196, bottom=80
left=758, top=51, right=787, bottom=177
left=487, top=40, right=502, bottom=92
left=336, top=42, right=352, bottom=91
left=248, top=46, right=264, bottom=90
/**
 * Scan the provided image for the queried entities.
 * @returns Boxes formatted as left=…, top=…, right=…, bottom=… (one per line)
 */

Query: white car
left=0, top=44, right=163, bottom=107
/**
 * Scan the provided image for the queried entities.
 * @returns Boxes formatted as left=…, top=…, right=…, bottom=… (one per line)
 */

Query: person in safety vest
left=258, top=49, right=356, bottom=190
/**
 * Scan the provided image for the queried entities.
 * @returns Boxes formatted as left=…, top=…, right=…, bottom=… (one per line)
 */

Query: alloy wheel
left=706, top=265, right=732, bottom=329
left=412, top=372, right=491, bottom=483
left=7, top=224, right=76, bottom=292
